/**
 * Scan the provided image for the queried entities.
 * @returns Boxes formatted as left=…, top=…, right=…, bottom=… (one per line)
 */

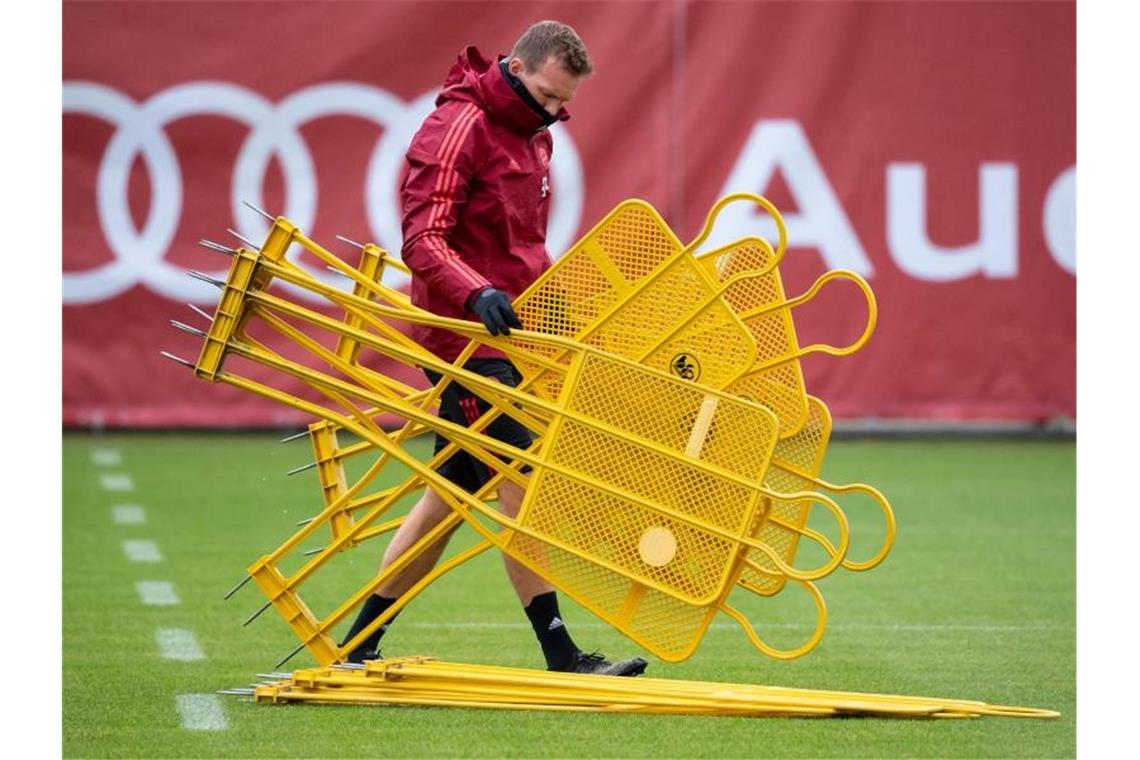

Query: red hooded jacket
left=400, top=46, right=569, bottom=362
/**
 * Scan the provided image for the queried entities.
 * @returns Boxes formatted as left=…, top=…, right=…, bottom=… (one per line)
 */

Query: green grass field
left=63, top=433, right=1075, bottom=758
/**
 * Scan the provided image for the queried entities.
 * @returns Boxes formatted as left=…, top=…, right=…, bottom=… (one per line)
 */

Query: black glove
left=469, top=287, right=522, bottom=336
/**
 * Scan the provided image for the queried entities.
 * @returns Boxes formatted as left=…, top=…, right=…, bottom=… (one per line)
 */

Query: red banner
left=63, top=1, right=1075, bottom=427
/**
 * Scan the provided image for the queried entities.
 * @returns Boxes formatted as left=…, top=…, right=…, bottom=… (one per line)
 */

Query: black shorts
left=423, top=359, right=536, bottom=494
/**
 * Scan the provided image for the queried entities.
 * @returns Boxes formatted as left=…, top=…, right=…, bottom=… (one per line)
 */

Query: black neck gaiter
left=499, top=59, right=558, bottom=128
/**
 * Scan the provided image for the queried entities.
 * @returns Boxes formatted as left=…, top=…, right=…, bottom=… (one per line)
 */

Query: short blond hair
left=511, top=20, right=593, bottom=76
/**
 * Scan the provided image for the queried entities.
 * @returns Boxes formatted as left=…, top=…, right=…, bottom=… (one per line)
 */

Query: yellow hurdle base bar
left=236, top=657, right=1058, bottom=720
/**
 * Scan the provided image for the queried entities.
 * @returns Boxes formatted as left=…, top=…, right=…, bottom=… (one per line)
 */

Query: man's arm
left=399, top=103, right=493, bottom=311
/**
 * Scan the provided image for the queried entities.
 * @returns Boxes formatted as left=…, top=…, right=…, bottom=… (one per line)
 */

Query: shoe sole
left=611, top=658, right=649, bottom=677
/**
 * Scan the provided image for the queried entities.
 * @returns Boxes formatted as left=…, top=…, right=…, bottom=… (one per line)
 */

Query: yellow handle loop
left=684, top=192, right=788, bottom=266
left=741, top=269, right=878, bottom=362
left=796, top=270, right=878, bottom=358
left=751, top=489, right=850, bottom=582
left=816, top=480, right=897, bottom=572
left=719, top=578, right=827, bottom=660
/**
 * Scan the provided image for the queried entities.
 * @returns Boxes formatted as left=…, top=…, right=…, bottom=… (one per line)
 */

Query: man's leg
left=496, top=480, right=579, bottom=672
left=376, top=487, right=459, bottom=598
left=340, top=486, right=458, bottom=661
left=341, top=479, right=556, bottom=662
left=495, top=479, right=554, bottom=604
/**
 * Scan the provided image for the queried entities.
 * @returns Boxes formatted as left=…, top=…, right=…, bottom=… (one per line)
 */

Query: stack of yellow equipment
left=165, top=195, right=1052, bottom=719
left=508, top=194, right=892, bottom=598
left=221, top=657, right=1058, bottom=719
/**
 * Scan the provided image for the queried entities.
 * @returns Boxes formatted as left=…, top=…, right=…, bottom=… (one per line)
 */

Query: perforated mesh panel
left=741, top=397, right=833, bottom=594
left=727, top=367, right=808, bottom=435
left=566, top=354, right=774, bottom=478
left=624, top=587, right=719, bottom=660
left=506, top=353, right=779, bottom=657
left=508, top=534, right=719, bottom=662
left=585, top=258, right=756, bottom=389
left=593, top=204, right=684, bottom=281
left=512, top=202, right=682, bottom=399
left=700, top=239, right=810, bottom=436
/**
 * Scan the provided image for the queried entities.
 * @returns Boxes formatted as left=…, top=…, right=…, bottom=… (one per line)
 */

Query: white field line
left=401, top=621, right=1074, bottom=633
left=176, top=694, right=228, bottom=731
left=100, top=473, right=134, bottom=491
left=112, top=505, right=146, bottom=525
left=91, top=448, right=122, bottom=466
left=156, top=629, right=205, bottom=661
left=136, top=581, right=180, bottom=606
left=122, top=539, right=163, bottom=563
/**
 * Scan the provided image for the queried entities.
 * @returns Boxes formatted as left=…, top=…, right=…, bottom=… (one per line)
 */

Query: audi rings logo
left=62, top=81, right=585, bottom=305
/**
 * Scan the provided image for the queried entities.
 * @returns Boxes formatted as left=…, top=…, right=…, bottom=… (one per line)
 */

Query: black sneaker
left=557, top=651, right=648, bottom=677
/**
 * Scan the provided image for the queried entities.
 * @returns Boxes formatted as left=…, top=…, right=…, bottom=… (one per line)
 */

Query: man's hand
left=469, top=287, right=523, bottom=336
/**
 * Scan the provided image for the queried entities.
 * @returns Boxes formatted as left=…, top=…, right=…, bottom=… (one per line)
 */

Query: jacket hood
left=436, top=46, right=570, bottom=136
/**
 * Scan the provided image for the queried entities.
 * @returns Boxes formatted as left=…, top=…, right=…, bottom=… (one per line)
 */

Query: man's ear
left=507, top=57, right=525, bottom=77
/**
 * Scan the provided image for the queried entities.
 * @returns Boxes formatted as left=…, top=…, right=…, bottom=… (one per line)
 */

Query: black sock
left=524, top=591, right=580, bottom=671
left=340, top=594, right=399, bottom=653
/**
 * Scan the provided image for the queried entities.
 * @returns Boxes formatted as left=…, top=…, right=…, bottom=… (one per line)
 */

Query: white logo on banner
left=1042, top=166, right=1075, bottom=275
left=887, top=163, right=1019, bottom=281
left=62, top=81, right=585, bottom=304
left=705, top=120, right=874, bottom=275
left=712, top=118, right=1074, bottom=281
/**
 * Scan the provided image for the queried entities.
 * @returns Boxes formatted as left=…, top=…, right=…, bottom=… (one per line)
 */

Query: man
left=341, top=20, right=648, bottom=677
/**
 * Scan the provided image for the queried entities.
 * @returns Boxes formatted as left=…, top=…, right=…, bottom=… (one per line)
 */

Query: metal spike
left=197, top=239, right=236, bottom=256
left=332, top=662, right=365, bottom=671
left=160, top=351, right=196, bottom=370
left=302, top=547, right=326, bottom=557
left=170, top=319, right=208, bottom=338
left=187, top=270, right=225, bottom=288
left=335, top=234, right=366, bottom=250
left=326, top=265, right=352, bottom=278
left=286, top=461, right=319, bottom=476
left=217, top=688, right=256, bottom=696
left=223, top=574, right=252, bottom=600
left=273, top=642, right=306, bottom=669
left=256, top=672, right=292, bottom=680
left=279, top=430, right=309, bottom=443
left=188, top=303, right=214, bottom=323
left=295, top=517, right=315, bottom=527
left=225, top=228, right=261, bottom=250
left=242, top=200, right=275, bottom=222
left=242, top=600, right=273, bottom=627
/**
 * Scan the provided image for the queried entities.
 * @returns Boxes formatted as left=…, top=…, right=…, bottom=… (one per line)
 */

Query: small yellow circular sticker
left=638, top=526, right=678, bottom=567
